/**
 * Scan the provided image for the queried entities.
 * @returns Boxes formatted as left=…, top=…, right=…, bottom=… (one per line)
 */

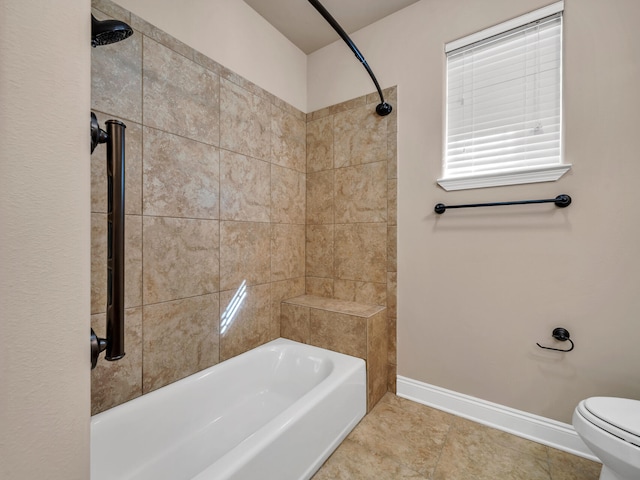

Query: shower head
left=91, top=15, right=133, bottom=47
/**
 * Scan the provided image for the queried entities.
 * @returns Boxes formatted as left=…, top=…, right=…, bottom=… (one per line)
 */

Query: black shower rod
left=307, top=0, right=392, bottom=116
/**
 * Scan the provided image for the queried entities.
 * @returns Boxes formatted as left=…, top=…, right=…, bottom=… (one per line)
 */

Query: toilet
left=573, top=397, right=640, bottom=480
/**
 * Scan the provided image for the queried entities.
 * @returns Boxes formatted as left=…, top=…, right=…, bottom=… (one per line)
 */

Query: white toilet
left=573, top=397, right=640, bottom=480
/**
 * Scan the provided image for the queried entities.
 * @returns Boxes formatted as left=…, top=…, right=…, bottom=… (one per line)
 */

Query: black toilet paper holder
left=536, top=327, right=575, bottom=352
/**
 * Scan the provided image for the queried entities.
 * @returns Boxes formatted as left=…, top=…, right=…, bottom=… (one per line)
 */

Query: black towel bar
left=434, top=194, right=571, bottom=214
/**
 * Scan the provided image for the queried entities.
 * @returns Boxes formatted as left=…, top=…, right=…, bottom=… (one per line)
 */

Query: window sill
left=437, top=164, right=572, bottom=191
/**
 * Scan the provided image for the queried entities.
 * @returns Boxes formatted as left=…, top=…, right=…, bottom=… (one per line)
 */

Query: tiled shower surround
left=305, top=90, right=398, bottom=393
left=91, top=0, right=397, bottom=414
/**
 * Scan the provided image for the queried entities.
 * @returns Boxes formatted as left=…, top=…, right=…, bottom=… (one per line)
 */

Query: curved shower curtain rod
left=307, top=0, right=393, bottom=116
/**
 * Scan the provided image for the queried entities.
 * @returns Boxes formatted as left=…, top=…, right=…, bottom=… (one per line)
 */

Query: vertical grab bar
left=91, top=115, right=126, bottom=369
left=105, top=120, right=126, bottom=361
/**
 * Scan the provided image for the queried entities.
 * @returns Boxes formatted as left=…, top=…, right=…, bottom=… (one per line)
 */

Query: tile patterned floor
left=312, top=393, right=602, bottom=480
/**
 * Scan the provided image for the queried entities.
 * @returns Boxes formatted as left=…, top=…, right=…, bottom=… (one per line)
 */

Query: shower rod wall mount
left=307, top=0, right=392, bottom=117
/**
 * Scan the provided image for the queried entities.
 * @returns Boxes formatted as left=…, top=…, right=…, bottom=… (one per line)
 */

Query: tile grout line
left=427, top=415, right=456, bottom=480
left=139, top=31, right=146, bottom=398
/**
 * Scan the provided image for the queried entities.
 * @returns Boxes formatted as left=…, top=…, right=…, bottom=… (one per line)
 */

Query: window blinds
left=442, top=8, right=564, bottom=187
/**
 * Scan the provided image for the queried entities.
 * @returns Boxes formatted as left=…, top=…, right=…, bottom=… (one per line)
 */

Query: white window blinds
left=440, top=3, right=569, bottom=191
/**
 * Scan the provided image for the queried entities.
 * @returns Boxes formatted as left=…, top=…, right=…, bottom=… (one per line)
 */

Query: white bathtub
left=91, top=338, right=366, bottom=480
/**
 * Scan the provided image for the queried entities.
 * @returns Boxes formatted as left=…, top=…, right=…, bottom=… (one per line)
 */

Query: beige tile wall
left=91, top=0, right=398, bottom=415
left=91, top=0, right=305, bottom=414
left=306, top=89, right=398, bottom=392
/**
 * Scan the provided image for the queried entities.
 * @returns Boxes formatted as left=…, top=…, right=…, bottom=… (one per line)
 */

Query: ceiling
left=243, top=0, right=420, bottom=54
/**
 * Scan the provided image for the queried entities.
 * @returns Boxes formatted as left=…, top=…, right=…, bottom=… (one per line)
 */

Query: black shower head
left=91, top=15, right=133, bottom=47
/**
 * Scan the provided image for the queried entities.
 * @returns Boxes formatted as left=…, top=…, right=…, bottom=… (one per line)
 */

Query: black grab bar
left=91, top=114, right=126, bottom=369
left=434, top=194, right=571, bottom=214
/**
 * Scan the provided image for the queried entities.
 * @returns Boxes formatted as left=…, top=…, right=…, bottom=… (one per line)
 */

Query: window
left=439, top=1, right=569, bottom=191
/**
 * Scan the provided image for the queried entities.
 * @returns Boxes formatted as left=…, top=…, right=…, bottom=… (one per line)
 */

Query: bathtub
left=91, top=338, right=366, bottom=480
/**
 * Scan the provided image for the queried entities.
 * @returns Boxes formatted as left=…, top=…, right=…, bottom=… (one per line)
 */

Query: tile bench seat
left=281, top=294, right=388, bottom=411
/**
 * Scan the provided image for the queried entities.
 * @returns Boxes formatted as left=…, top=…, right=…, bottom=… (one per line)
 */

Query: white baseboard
left=396, top=375, right=599, bottom=462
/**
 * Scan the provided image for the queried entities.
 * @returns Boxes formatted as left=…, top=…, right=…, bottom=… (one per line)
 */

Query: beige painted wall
left=308, top=0, right=640, bottom=423
left=0, top=1, right=91, bottom=478
left=112, top=0, right=308, bottom=112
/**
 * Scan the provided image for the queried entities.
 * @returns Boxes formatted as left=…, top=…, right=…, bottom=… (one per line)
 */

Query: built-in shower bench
left=280, top=294, right=387, bottom=411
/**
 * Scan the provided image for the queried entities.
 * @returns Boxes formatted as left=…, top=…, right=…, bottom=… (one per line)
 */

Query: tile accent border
left=396, top=375, right=599, bottom=462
